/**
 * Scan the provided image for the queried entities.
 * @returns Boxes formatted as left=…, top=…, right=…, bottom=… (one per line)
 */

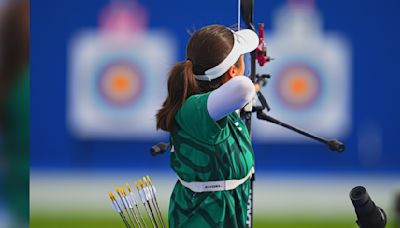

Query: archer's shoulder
left=182, top=92, right=211, bottom=109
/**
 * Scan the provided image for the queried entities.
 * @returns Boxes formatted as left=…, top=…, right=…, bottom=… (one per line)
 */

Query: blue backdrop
left=31, top=0, right=400, bottom=173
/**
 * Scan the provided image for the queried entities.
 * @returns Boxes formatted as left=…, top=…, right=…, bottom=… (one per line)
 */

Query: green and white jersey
left=168, top=92, right=254, bottom=228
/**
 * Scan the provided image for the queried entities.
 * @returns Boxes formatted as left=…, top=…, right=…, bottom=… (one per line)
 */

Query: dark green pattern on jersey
left=168, top=92, right=254, bottom=228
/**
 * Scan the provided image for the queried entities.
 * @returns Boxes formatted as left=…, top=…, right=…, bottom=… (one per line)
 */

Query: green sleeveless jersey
left=168, top=92, right=254, bottom=228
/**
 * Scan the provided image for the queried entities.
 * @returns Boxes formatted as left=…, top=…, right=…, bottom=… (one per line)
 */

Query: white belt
left=179, top=166, right=255, bottom=192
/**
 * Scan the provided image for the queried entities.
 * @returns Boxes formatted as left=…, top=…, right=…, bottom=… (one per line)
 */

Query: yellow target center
left=111, top=72, right=131, bottom=93
left=290, top=76, right=308, bottom=96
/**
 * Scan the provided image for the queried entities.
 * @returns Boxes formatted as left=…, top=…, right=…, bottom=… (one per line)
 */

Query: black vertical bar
left=240, top=0, right=256, bottom=227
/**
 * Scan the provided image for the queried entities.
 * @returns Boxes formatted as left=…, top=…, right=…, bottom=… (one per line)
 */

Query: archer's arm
left=207, top=76, right=256, bottom=121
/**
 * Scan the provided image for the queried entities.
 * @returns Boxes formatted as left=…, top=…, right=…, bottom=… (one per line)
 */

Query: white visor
left=194, top=29, right=259, bottom=81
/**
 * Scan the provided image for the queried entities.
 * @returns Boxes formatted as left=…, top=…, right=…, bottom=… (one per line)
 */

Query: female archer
left=156, top=24, right=259, bottom=227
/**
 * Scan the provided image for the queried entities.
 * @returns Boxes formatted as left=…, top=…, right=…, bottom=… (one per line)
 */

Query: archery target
left=97, top=61, right=143, bottom=107
left=68, top=31, right=175, bottom=138
left=275, top=63, right=321, bottom=110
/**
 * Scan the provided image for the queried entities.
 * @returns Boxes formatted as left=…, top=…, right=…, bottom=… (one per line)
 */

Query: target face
left=69, top=30, right=175, bottom=138
left=275, top=64, right=321, bottom=110
left=96, top=61, right=143, bottom=108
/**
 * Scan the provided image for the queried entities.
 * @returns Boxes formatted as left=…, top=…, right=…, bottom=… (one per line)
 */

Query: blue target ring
left=275, top=63, right=322, bottom=110
left=95, top=60, right=144, bottom=108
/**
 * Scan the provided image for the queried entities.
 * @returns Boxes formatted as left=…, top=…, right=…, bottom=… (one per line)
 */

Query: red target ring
left=97, top=61, right=143, bottom=107
left=276, top=64, right=321, bottom=110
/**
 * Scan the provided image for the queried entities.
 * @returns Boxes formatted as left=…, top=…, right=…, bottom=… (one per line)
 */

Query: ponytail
left=156, top=60, right=200, bottom=132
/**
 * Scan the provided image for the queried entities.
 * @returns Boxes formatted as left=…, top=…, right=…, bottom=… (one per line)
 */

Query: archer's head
left=156, top=25, right=258, bottom=132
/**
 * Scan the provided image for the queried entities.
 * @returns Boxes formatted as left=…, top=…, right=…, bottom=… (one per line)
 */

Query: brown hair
left=0, top=0, right=30, bottom=125
left=0, top=0, right=29, bottom=87
left=156, top=25, right=241, bottom=132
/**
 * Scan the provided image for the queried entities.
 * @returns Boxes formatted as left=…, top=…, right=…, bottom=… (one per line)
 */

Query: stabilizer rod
left=254, top=107, right=345, bottom=152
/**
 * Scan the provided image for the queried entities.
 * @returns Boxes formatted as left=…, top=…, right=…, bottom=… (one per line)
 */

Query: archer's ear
left=226, top=65, right=236, bottom=79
